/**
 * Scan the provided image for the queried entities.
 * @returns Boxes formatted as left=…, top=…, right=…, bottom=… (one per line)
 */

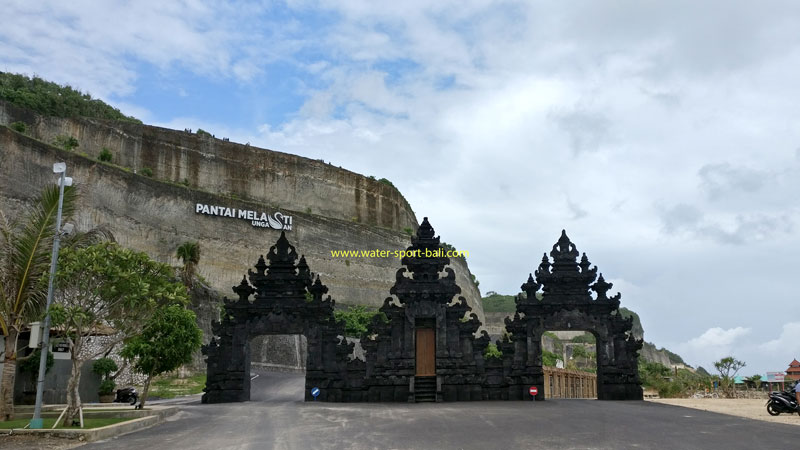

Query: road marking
left=251, top=373, right=259, bottom=381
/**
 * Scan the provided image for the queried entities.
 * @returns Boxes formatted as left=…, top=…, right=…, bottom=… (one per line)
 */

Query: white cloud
left=686, top=327, right=751, bottom=349
left=760, top=322, right=800, bottom=355
left=673, top=327, right=751, bottom=371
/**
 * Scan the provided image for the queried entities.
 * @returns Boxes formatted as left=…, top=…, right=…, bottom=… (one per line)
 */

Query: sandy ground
left=649, top=398, right=800, bottom=426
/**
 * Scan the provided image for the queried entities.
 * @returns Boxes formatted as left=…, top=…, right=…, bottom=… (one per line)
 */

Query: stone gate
left=202, top=219, right=642, bottom=403
left=504, top=230, right=643, bottom=400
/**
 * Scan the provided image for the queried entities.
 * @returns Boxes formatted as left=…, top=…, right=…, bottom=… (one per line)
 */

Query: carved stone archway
left=202, top=232, right=352, bottom=403
left=504, top=231, right=643, bottom=400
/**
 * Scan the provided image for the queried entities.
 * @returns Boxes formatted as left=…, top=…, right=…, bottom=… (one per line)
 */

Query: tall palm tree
left=0, top=185, right=75, bottom=421
left=176, top=241, right=201, bottom=288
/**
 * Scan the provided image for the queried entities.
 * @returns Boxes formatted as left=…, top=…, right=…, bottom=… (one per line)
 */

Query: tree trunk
left=64, top=351, right=84, bottom=425
left=139, top=372, right=154, bottom=409
left=0, top=329, right=19, bottom=421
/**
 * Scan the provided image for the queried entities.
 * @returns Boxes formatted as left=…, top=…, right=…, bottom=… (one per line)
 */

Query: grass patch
left=0, top=417, right=130, bottom=429
left=148, top=374, right=206, bottom=399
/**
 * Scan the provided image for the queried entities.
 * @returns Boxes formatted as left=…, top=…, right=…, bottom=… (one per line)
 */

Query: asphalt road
left=85, top=370, right=799, bottom=450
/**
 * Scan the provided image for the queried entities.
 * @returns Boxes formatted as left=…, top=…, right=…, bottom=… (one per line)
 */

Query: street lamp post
left=29, top=162, right=72, bottom=429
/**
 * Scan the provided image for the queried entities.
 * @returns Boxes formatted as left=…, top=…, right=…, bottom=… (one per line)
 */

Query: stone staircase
left=415, top=376, right=436, bottom=402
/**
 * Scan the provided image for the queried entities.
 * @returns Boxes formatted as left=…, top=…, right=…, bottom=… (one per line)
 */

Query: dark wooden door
left=415, top=328, right=435, bottom=376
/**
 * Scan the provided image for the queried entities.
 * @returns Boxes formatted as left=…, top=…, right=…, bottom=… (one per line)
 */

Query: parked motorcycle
left=766, top=389, right=798, bottom=416
left=114, top=387, right=139, bottom=405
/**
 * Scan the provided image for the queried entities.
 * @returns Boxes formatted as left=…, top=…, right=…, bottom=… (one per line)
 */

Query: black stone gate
left=202, top=233, right=353, bottom=403
left=504, top=231, right=643, bottom=400
left=202, top=219, right=642, bottom=403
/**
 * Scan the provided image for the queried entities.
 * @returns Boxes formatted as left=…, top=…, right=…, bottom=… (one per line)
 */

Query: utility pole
left=29, top=162, right=72, bottom=429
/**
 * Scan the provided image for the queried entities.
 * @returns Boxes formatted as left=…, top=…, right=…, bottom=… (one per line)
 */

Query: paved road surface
left=84, top=369, right=799, bottom=450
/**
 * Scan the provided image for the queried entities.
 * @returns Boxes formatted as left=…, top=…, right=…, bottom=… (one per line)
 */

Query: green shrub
left=92, top=357, right=118, bottom=395
left=334, top=305, right=385, bottom=338
left=53, top=135, right=79, bottom=151
left=98, top=378, right=116, bottom=395
left=542, top=350, right=560, bottom=367
left=92, top=357, right=118, bottom=378
left=403, top=227, right=413, bottom=236
left=484, top=343, right=503, bottom=360
left=378, top=178, right=395, bottom=188
left=98, top=147, right=113, bottom=162
left=18, top=348, right=54, bottom=389
left=9, top=121, right=26, bottom=133
left=140, top=167, right=153, bottom=177
left=196, top=128, right=212, bottom=137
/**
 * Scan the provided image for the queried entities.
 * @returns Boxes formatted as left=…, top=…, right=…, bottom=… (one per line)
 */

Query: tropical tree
left=176, top=241, right=200, bottom=288
left=121, top=304, right=202, bottom=409
left=51, top=242, right=188, bottom=424
left=714, top=356, right=746, bottom=398
left=747, top=374, right=762, bottom=389
left=0, top=184, right=75, bottom=421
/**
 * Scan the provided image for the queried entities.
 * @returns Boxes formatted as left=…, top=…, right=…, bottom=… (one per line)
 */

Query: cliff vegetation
left=0, top=72, right=140, bottom=123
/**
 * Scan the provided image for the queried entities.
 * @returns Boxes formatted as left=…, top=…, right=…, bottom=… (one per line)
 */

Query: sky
left=2, top=0, right=799, bottom=376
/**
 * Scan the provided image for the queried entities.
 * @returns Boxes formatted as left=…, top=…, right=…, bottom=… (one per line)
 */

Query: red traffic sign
left=529, top=386, right=538, bottom=396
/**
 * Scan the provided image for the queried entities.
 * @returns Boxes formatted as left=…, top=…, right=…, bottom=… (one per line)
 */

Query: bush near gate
left=334, top=305, right=387, bottom=338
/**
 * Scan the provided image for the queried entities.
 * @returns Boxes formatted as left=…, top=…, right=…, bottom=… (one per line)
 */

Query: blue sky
left=2, top=0, right=800, bottom=375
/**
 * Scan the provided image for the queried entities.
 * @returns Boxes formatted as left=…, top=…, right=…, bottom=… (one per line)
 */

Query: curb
left=2, top=406, right=178, bottom=442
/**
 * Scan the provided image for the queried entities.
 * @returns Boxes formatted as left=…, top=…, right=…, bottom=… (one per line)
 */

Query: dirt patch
left=649, top=398, right=800, bottom=426
left=0, top=434, right=84, bottom=450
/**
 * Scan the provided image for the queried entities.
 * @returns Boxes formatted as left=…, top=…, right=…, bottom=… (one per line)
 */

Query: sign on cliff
left=195, top=203, right=293, bottom=231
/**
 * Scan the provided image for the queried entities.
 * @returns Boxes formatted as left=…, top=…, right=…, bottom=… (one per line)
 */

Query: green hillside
left=0, top=72, right=140, bottom=123
left=480, top=292, right=518, bottom=312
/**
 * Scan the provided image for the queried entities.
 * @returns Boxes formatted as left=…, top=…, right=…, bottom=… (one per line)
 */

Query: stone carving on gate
left=203, top=219, right=642, bottom=403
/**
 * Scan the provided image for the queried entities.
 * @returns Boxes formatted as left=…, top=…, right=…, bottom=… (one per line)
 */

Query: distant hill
left=481, top=292, right=519, bottom=312
left=0, top=72, right=140, bottom=123
left=480, top=293, right=687, bottom=367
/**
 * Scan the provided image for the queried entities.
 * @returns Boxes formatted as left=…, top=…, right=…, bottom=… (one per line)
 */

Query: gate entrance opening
left=250, top=334, right=307, bottom=373
left=541, top=331, right=597, bottom=399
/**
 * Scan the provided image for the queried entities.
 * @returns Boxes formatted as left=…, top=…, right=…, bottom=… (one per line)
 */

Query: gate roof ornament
left=531, top=230, right=609, bottom=304
left=390, top=217, right=459, bottom=303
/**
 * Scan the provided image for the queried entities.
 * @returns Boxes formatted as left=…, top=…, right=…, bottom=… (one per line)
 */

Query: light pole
left=29, top=162, right=72, bottom=429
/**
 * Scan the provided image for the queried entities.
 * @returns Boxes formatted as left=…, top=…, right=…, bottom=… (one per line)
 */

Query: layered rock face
left=0, top=106, right=484, bottom=371
left=0, top=100, right=415, bottom=231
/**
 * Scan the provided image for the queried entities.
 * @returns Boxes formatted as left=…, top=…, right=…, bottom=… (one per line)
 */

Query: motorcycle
left=766, top=389, right=798, bottom=416
left=114, top=387, right=139, bottom=405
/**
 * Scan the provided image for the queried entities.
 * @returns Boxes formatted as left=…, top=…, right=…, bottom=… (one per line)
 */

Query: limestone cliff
left=0, top=100, right=416, bottom=232
left=0, top=116, right=485, bottom=326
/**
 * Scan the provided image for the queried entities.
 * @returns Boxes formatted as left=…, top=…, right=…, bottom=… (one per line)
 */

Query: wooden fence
left=543, top=367, right=597, bottom=399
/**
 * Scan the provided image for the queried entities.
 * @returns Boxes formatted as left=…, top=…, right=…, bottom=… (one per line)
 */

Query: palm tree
left=176, top=241, right=201, bottom=288
left=0, top=185, right=75, bottom=421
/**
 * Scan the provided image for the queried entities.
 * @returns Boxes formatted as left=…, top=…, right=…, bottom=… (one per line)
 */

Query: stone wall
left=0, top=100, right=416, bottom=232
